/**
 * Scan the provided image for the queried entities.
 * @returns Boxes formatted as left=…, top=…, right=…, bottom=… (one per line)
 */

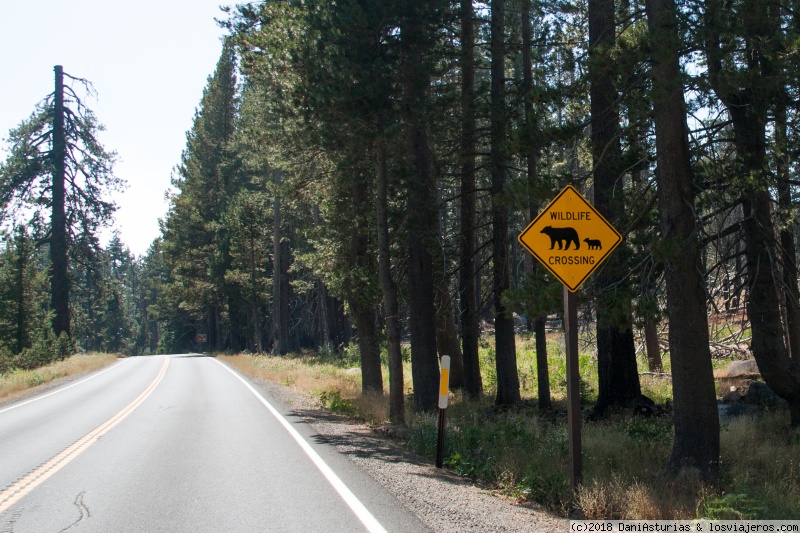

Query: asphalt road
left=0, top=355, right=429, bottom=532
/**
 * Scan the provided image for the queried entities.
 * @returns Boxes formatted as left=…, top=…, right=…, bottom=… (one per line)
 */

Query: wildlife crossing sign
left=518, top=184, right=622, bottom=292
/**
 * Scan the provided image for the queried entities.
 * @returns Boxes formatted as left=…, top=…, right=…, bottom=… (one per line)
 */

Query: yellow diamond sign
left=518, top=185, right=622, bottom=292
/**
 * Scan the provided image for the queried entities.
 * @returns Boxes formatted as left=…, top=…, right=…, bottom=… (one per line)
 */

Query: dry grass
left=222, top=339, right=800, bottom=519
left=221, top=353, right=406, bottom=424
left=573, top=411, right=800, bottom=519
left=716, top=412, right=800, bottom=517
left=223, top=353, right=362, bottom=395
left=0, top=352, right=119, bottom=402
left=576, top=476, right=707, bottom=519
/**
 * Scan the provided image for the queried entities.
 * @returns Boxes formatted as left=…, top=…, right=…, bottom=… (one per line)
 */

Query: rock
left=633, top=394, right=657, bottom=417
left=718, top=402, right=759, bottom=422
left=743, top=381, right=788, bottom=410
left=714, top=359, right=760, bottom=379
left=345, top=367, right=361, bottom=375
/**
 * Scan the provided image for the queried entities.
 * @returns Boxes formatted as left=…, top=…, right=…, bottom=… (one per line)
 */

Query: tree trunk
left=775, top=93, right=800, bottom=361
left=353, top=305, right=383, bottom=394
left=316, top=280, right=330, bottom=348
left=644, top=320, right=663, bottom=373
left=434, top=176, right=464, bottom=389
left=647, top=0, right=720, bottom=482
left=704, top=0, right=800, bottom=426
left=207, top=306, right=220, bottom=351
left=51, top=65, right=70, bottom=339
left=312, top=203, right=332, bottom=351
left=272, top=169, right=290, bottom=355
left=375, top=133, right=404, bottom=420
left=436, top=286, right=465, bottom=388
left=588, top=0, right=641, bottom=415
left=521, top=0, right=551, bottom=409
left=14, top=229, right=29, bottom=354
left=491, top=0, right=521, bottom=407
left=341, top=162, right=382, bottom=393
left=401, top=5, right=440, bottom=413
left=459, top=0, right=483, bottom=399
left=742, top=188, right=800, bottom=425
left=330, top=296, right=351, bottom=348
left=534, top=317, right=551, bottom=409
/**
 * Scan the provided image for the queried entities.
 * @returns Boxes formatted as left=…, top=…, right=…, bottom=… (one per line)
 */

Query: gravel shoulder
left=246, top=373, right=568, bottom=532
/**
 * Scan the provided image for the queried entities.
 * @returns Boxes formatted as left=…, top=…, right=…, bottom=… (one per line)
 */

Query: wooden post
left=435, top=408, right=447, bottom=468
left=563, top=287, right=582, bottom=493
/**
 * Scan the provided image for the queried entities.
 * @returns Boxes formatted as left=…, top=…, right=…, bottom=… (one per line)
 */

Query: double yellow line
left=0, top=356, right=170, bottom=514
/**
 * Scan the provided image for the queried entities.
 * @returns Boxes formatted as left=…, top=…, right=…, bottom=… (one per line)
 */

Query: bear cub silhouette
left=583, top=238, right=602, bottom=250
left=540, top=226, right=580, bottom=250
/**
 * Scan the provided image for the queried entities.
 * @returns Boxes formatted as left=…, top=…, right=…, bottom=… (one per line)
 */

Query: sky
left=0, top=0, right=231, bottom=257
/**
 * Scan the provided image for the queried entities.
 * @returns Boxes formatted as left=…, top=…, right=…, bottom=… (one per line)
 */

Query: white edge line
left=212, top=358, right=388, bottom=533
left=0, top=358, right=127, bottom=415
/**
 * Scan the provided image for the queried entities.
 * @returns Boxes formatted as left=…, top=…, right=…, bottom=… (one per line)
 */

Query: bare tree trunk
left=775, top=94, right=800, bottom=362
left=459, top=0, right=483, bottom=399
left=435, top=177, right=464, bottom=389
left=401, top=5, right=440, bottom=412
left=338, top=162, right=383, bottom=392
left=207, top=306, right=221, bottom=351
left=436, top=287, right=465, bottom=388
left=491, top=0, right=521, bottom=407
left=51, top=65, right=70, bottom=339
left=375, top=133, right=404, bottom=421
left=272, top=169, right=290, bottom=355
left=352, top=305, right=383, bottom=394
left=647, top=0, right=719, bottom=482
left=742, top=189, right=800, bottom=425
left=313, top=203, right=332, bottom=350
left=589, top=0, right=641, bottom=415
left=14, top=231, right=28, bottom=354
left=534, top=317, right=551, bottom=409
left=247, top=231, right=263, bottom=352
left=644, top=320, right=663, bottom=372
left=521, top=0, right=551, bottom=409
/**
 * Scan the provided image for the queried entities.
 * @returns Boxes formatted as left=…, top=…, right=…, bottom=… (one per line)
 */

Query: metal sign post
left=435, top=355, right=451, bottom=469
left=563, top=288, right=582, bottom=490
left=517, top=184, right=622, bottom=496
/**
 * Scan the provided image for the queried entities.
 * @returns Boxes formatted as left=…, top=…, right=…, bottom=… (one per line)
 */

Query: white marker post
left=435, top=355, right=451, bottom=468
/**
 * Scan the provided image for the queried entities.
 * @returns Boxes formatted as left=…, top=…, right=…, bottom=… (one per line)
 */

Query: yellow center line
left=0, top=355, right=170, bottom=514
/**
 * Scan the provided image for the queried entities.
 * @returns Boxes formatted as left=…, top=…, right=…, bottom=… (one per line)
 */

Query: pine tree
left=160, top=40, right=240, bottom=352
left=0, top=66, right=122, bottom=341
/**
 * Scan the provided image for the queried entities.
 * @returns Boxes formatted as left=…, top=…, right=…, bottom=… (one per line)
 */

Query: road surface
left=0, top=354, right=429, bottom=532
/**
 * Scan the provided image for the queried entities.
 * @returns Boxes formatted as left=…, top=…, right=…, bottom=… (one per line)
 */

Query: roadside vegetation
left=0, top=352, right=118, bottom=403
left=222, top=332, right=800, bottom=520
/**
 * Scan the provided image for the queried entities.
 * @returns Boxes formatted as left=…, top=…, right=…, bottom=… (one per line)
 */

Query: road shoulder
left=243, top=373, right=567, bottom=533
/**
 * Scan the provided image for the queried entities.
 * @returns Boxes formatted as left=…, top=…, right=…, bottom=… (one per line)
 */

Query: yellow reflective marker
left=438, top=356, right=451, bottom=409
left=436, top=355, right=451, bottom=468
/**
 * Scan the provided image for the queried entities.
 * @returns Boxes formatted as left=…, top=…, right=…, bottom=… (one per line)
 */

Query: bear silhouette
left=540, top=226, right=580, bottom=250
left=583, top=238, right=602, bottom=250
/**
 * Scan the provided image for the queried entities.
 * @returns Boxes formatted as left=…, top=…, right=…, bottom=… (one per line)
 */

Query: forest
left=2, top=0, right=800, bottom=506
